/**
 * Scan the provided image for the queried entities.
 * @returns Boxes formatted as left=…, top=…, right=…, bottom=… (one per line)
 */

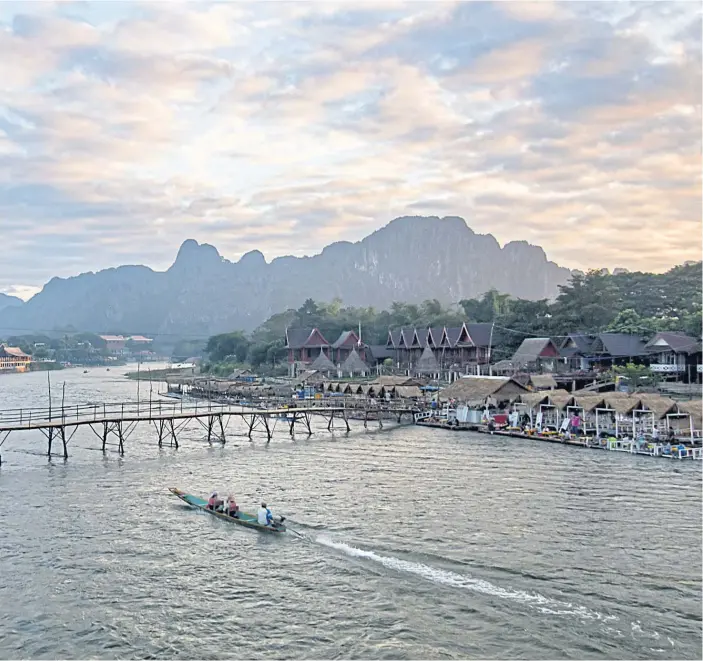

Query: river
left=0, top=366, right=700, bottom=659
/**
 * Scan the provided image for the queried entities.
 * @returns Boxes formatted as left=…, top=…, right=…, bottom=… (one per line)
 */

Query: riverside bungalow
left=510, top=338, right=560, bottom=373
left=559, top=333, right=649, bottom=371
left=385, top=322, right=494, bottom=373
left=645, top=332, right=702, bottom=382
left=0, top=345, right=32, bottom=372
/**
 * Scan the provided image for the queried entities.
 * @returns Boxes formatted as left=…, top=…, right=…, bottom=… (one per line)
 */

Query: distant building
left=0, top=345, right=32, bottom=372
left=127, top=335, right=153, bottom=345
left=99, top=335, right=126, bottom=353
left=284, top=328, right=368, bottom=376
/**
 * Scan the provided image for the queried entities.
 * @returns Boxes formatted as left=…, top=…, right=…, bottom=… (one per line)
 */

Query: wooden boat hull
left=169, top=487, right=286, bottom=534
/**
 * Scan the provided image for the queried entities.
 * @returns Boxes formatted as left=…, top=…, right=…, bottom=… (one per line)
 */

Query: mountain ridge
left=0, top=216, right=572, bottom=336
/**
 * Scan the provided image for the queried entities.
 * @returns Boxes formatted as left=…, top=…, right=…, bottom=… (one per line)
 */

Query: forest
left=201, top=261, right=702, bottom=373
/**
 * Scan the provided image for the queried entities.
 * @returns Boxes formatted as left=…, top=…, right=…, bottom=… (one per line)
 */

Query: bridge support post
left=117, top=421, right=125, bottom=455
left=263, top=415, right=272, bottom=443
left=102, top=422, right=108, bottom=452
left=343, top=411, right=350, bottom=432
left=157, top=419, right=166, bottom=448
left=168, top=419, right=179, bottom=449
left=327, top=411, right=335, bottom=431
left=289, top=413, right=298, bottom=436
left=218, top=414, right=226, bottom=445
left=364, top=411, right=368, bottom=429
left=47, top=427, right=54, bottom=457
left=60, top=426, right=68, bottom=459
left=206, top=415, right=214, bottom=445
left=247, top=415, right=256, bottom=440
left=304, top=413, right=312, bottom=436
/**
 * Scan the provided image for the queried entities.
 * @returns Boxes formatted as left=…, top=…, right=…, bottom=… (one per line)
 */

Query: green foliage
left=205, top=331, right=251, bottom=362
left=610, top=362, right=656, bottom=390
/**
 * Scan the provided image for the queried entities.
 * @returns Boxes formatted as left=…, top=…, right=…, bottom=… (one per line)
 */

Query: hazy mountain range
left=0, top=216, right=572, bottom=337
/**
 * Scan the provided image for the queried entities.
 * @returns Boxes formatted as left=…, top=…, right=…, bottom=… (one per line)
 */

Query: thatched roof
left=393, top=385, right=423, bottom=399
left=529, top=374, right=558, bottom=389
left=675, top=399, right=702, bottom=425
left=637, top=394, right=679, bottom=418
left=602, top=394, right=641, bottom=414
left=416, top=346, right=439, bottom=373
left=441, top=376, right=528, bottom=407
left=341, top=348, right=368, bottom=374
left=310, top=350, right=336, bottom=373
left=572, top=394, right=606, bottom=412
left=371, top=375, right=415, bottom=387
left=547, top=390, right=575, bottom=410
left=519, top=392, right=550, bottom=410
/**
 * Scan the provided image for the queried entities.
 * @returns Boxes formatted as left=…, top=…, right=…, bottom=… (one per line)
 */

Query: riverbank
left=124, top=366, right=195, bottom=381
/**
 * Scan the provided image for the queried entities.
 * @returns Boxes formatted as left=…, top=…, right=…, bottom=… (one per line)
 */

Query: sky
left=0, top=0, right=701, bottom=300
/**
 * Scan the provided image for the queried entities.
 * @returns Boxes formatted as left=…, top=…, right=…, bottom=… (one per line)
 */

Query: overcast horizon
left=1, top=0, right=701, bottom=300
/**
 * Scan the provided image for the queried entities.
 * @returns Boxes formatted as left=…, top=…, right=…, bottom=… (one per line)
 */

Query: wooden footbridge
left=0, top=398, right=420, bottom=463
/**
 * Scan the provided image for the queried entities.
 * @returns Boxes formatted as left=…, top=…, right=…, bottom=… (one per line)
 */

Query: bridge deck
left=0, top=400, right=417, bottom=433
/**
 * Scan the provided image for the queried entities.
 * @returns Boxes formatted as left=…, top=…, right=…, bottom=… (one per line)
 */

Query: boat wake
left=315, top=536, right=616, bottom=624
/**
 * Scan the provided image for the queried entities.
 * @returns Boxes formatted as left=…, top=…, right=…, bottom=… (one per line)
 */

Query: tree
left=611, top=362, right=655, bottom=391
left=205, top=331, right=250, bottom=363
left=605, top=309, right=645, bottom=335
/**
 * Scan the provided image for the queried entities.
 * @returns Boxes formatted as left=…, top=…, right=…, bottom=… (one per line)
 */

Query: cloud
left=0, top=0, right=700, bottom=297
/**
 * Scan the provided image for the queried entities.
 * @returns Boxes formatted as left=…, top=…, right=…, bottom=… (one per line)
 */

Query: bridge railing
left=0, top=396, right=422, bottom=430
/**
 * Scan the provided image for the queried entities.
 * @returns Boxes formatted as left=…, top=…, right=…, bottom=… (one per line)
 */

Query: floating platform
left=416, top=420, right=701, bottom=460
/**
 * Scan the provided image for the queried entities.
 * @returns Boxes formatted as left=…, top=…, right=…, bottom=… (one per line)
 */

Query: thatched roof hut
left=637, top=394, right=679, bottom=418
left=547, top=390, right=575, bottom=410
left=441, top=376, right=528, bottom=407
left=519, top=392, right=550, bottom=410
left=674, top=399, right=703, bottom=427
left=602, top=394, right=641, bottom=415
left=572, top=394, right=606, bottom=412
left=310, top=349, right=336, bottom=373
left=341, top=348, right=369, bottom=375
left=393, top=385, right=423, bottom=399
left=416, top=346, right=439, bottom=373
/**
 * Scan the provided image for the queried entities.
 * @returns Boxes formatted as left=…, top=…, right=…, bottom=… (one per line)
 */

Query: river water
left=0, top=366, right=700, bottom=660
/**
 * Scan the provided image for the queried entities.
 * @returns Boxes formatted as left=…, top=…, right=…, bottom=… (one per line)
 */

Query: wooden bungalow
left=285, top=327, right=368, bottom=375
left=511, top=338, right=560, bottom=373
left=645, top=332, right=701, bottom=383
left=385, top=322, right=494, bottom=372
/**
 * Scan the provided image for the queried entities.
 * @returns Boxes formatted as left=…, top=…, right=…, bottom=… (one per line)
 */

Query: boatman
left=257, top=502, right=274, bottom=527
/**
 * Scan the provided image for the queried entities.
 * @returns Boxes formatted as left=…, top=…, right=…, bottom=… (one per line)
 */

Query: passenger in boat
left=206, top=492, right=224, bottom=511
left=226, top=494, right=239, bottom=518
left=257, top=502, right=274, bottom=526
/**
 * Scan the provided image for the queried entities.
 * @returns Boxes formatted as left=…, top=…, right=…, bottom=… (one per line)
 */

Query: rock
left=0, top=216, right=572, bottom=335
